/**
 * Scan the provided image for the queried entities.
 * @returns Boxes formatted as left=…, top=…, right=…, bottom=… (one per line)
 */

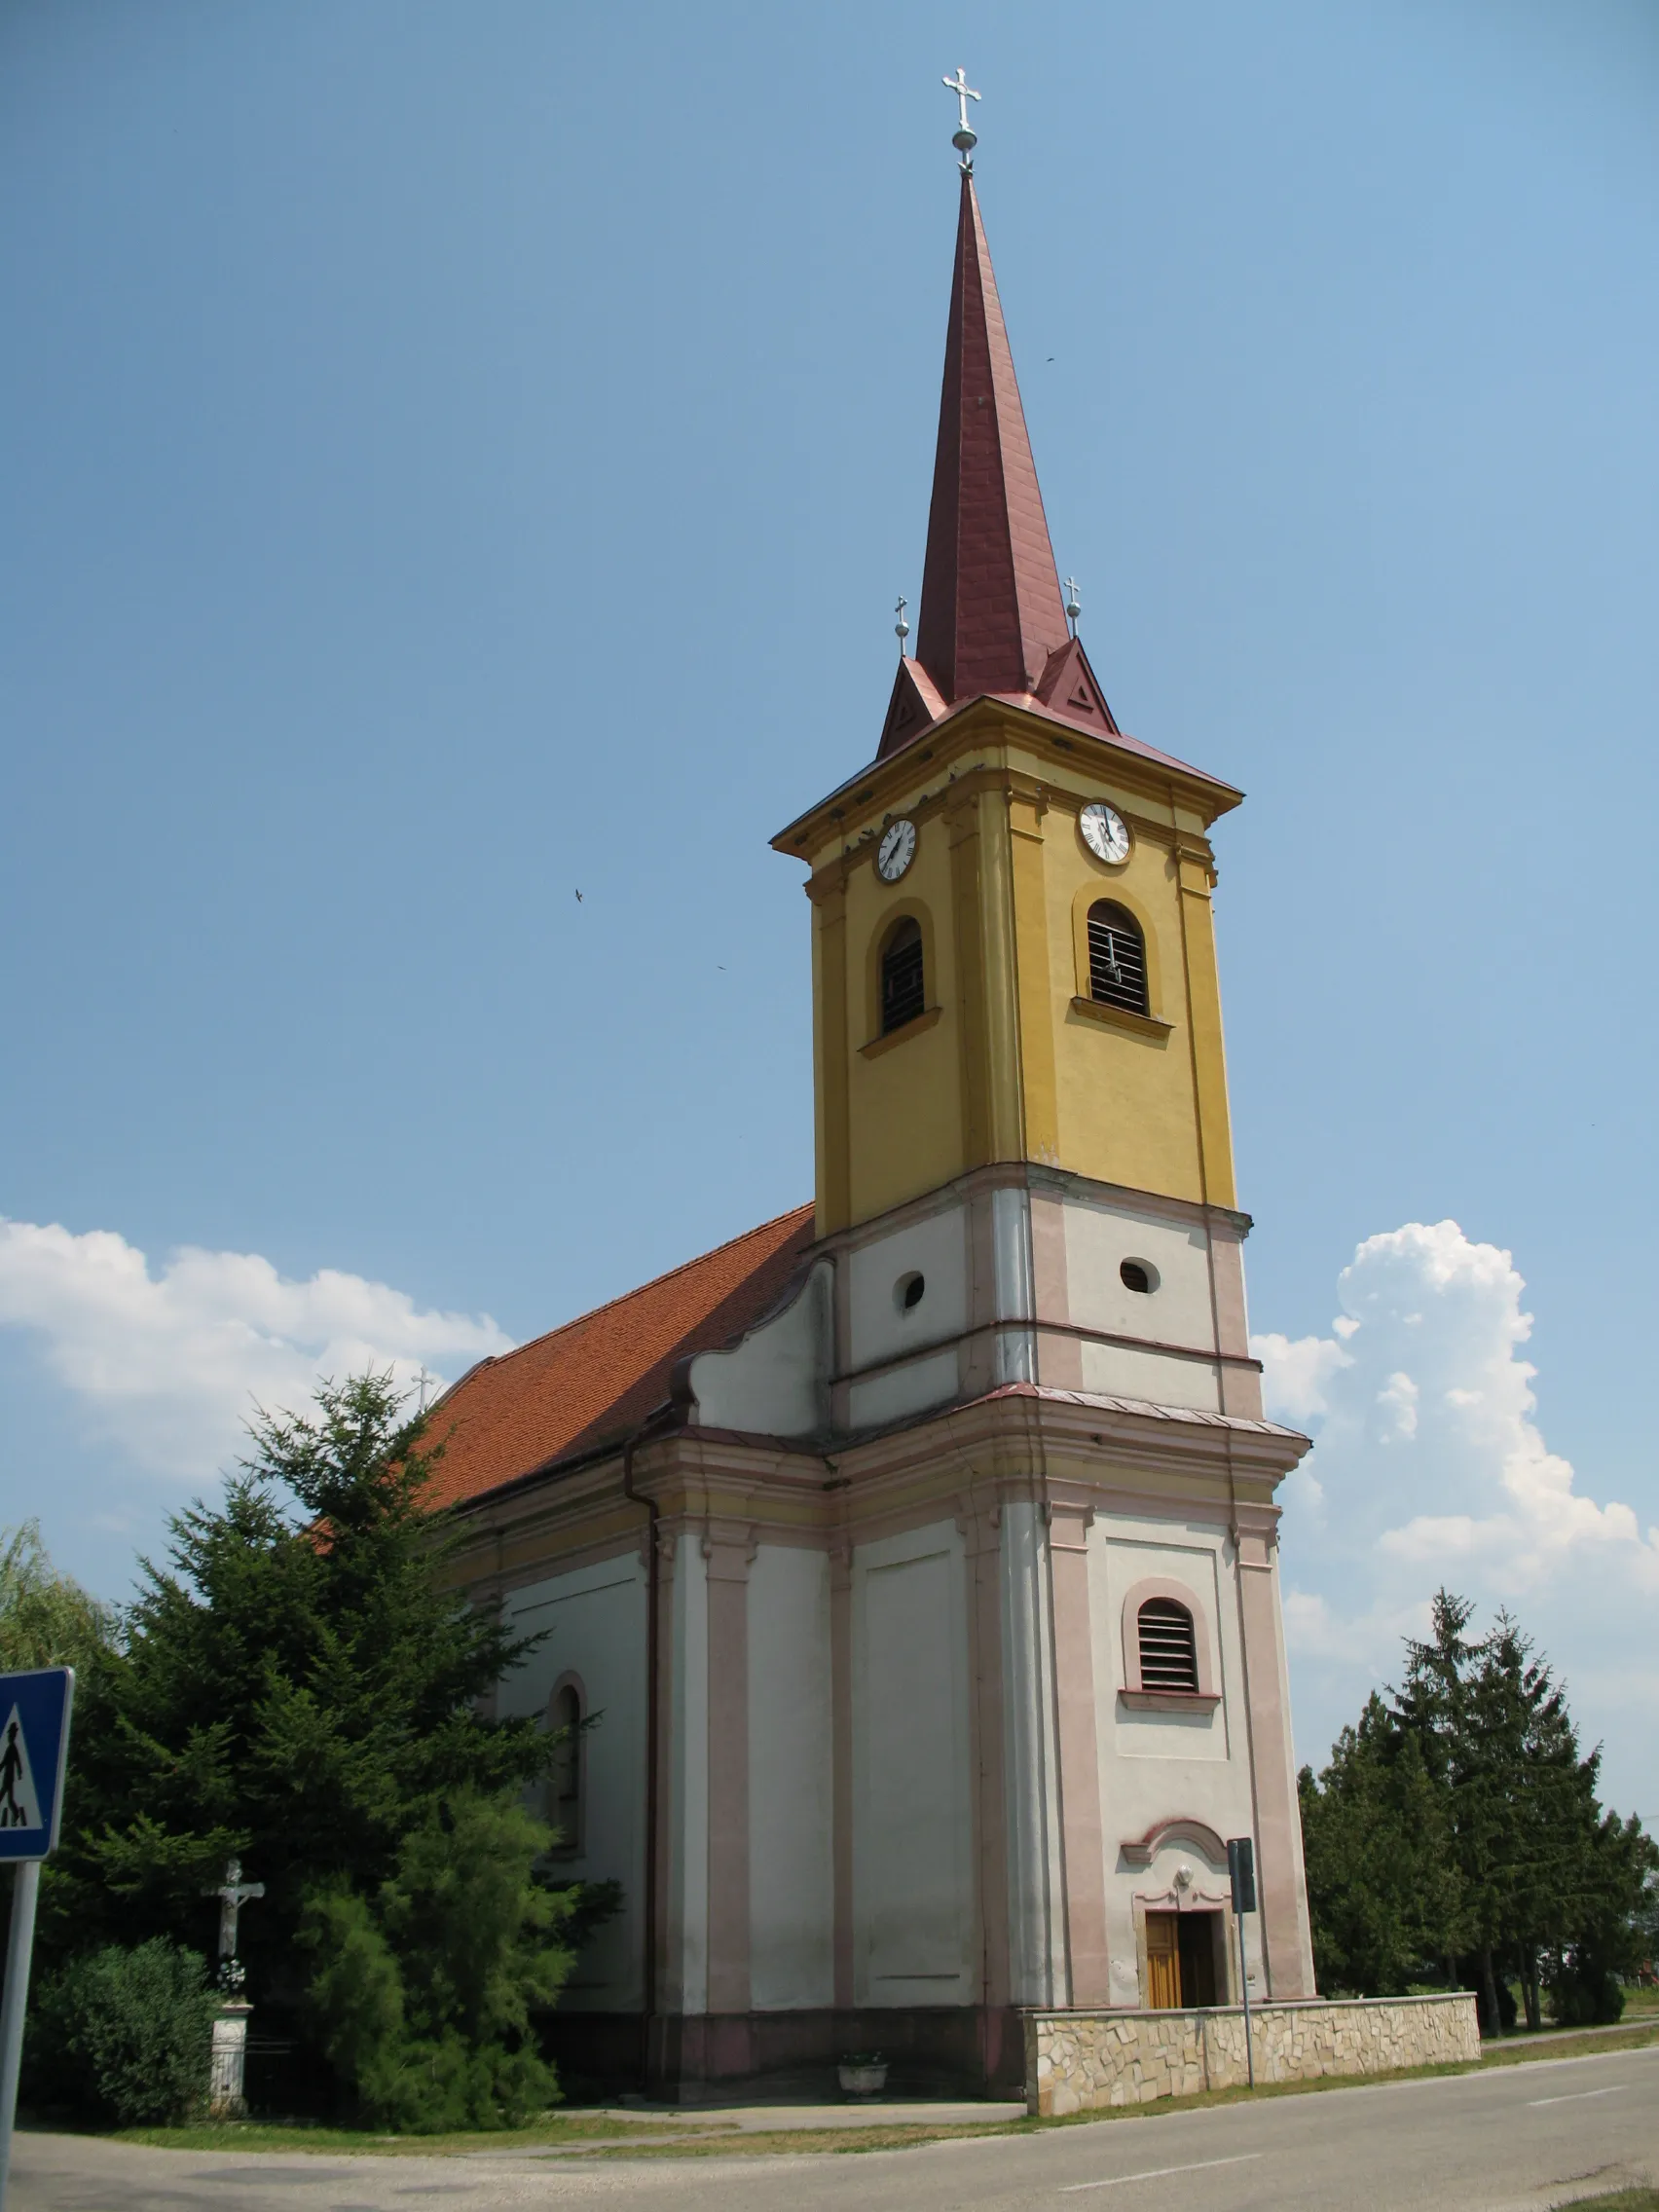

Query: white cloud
left=1249, top=1329, right=1349, bottom=1426
left=1257, top=1220, right=1659, bottom=1818
left=0, top=1218, right=514, bottom=1486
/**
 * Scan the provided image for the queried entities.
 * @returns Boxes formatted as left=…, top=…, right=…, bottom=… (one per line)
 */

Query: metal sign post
left=1227, top=1835, right=1258, bottom=2089
left=0, top=1668, right=76, bottom=2212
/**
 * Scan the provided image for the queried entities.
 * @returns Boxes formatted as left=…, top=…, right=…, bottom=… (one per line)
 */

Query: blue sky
left=3, top=2, right=1657, bottom=1815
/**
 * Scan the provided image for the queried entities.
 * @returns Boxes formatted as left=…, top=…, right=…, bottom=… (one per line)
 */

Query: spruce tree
left=1302, top=1591, right=1656, bottom=2029
left=46, top=1375, right=591, bottom=2120
left=1298, top=1692, right=1465, bottom=1995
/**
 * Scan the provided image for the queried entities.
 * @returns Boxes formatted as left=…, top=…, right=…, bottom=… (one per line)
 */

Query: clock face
left=876, top=819, right=917, bottom=882
left=1080, top=801, right=1131, bottom=866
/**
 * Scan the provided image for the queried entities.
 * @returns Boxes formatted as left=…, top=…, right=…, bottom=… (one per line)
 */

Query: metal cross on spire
left=941, top=66, right=980, bottom=169
left=1064, top=577, right=1082, bottom=637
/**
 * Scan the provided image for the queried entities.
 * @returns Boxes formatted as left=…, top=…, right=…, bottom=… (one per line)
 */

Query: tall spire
left=913, top=172, right=1071, bottom=707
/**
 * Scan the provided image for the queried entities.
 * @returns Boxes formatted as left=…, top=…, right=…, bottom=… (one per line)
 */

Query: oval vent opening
left=895, top=1271, right=926, bottom=1313
left=1121, top=1259, right=1159, bottom=1294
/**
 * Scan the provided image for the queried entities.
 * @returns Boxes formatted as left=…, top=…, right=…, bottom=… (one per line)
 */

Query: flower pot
left=838, top=2060, right=888, bottom=2097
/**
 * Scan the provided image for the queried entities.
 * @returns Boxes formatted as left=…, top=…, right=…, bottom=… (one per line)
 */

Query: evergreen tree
left=302, top=1788, right=575, bottom=2128
left=1298, top=1692, right=1465, bottom=1995
left=1302, top=1591, right=1655, bottom=2032
left=47, top=1375, right=592, bottom=2120
left=1467, top=1612, right=1604, bottom=2030
left=1545, top=1809, right=1658, bottom=2025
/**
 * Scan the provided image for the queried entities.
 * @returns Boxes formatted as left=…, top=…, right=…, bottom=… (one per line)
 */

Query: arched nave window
left=548, top=1678, right=584, bottom=1858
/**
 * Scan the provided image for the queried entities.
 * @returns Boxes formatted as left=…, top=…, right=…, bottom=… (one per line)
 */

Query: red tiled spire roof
left=913, top=173, right=1072, bottom=711
left=418, top=1204, right=816, bottom=1510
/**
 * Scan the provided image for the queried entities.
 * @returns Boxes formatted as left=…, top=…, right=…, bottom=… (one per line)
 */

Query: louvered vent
left=1088, top=901, right=1148, bottom=1014
left=881, top=918, right=925, bottom=1034
left=1137, top=1599, right=1199, bottom=1693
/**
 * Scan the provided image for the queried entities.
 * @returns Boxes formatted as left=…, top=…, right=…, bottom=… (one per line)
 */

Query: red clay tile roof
left=420, top=1203, right=817, bottom=1510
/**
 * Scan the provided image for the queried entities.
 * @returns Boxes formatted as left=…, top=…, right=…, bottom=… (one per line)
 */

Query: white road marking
left=1527, top=2083, right=1626, bottom=2108
left=1060, top=2154, right=1263, bottom=2193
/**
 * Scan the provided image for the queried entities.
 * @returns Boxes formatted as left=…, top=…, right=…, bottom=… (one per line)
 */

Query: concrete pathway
left=606, top=2097, right=1027, bottom=2132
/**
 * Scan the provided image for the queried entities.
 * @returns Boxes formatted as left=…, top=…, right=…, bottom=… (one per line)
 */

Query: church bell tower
left=766, top=116, right=1315, bottom=2033
left=774, top=163, right=1261, bottom=1435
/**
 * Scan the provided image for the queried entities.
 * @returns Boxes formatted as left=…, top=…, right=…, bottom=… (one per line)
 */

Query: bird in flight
left=574, top=889, right=583, bottom=903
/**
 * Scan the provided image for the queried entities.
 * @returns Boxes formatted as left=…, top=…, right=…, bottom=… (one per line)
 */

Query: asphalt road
left=12, top=2045, right=1658, bottom=2212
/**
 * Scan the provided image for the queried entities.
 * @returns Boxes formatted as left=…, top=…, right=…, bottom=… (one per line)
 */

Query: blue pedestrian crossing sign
left=0, top=1668, right=74, bottom=1862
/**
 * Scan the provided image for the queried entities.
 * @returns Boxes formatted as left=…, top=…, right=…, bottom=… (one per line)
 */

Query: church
left=421, top=124, right=1318, bottom=2101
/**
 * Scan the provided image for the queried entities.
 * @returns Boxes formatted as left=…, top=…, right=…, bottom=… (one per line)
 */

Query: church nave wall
left=497, top=1553, right=649, bottom=2014
left=849, top=1519, right=977, bottom=2008
left=746, top=1543, right=834, bottom=2009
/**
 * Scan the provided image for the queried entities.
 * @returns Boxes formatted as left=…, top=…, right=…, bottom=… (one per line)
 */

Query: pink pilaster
left=703, top=1527, right=753, bottom=2016
left=1234, top=1513, right=1315, bottom=1998
left=1048, top=1499, right=1111, bottom=2006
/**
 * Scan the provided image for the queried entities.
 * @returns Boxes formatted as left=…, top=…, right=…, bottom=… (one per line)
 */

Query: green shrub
left=26, top=1938, right=217, bottom=2124
left=301, top=1788, right=571, bottom=2131
left=1548, top=1953, right=1627, bottom=2026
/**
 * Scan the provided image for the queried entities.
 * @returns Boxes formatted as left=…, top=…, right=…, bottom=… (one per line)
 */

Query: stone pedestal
left=208, top=1999, right=252, bottom=2118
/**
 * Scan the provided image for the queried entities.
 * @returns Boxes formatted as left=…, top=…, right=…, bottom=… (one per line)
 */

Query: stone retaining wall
left=1025, top=1992, right=1481, bottom=2117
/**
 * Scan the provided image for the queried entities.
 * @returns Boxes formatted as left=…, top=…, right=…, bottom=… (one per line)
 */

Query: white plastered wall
left=1079, top=1343, right=1223, bottom=1413
left=747, top=1544, right=834, bottom=2009
left=999, top=1500, right=1067, bottom=2005
left=851, top=1518, right=976, bottom=2007
left=688, top=1261, right=832, bottom=1437
left=846, top=1204, right=968, bottom=1428
left=1065, top=1199, right=1223, bottom=1413
left=850, top=1349, right=959, bottom=1428
left=1087, top=1520, right=1263, bottom=2007
left=500, top=1555, right=647, bottom=2011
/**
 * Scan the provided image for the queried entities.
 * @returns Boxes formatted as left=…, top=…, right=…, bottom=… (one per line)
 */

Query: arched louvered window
left=1137, top=1599, right=1199, bottom=1694
left=880, top=916, right=926, bottom=1035
left=548, top=1681, right=582, bottom=1856
left=1088, top=900, right=1149, bottom=1015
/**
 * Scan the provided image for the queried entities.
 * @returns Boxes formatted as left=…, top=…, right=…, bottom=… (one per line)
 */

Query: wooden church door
left=1145, top=1911, right=1221, bottom=2008
left=1145, top=1912, right=1182, bottom=2009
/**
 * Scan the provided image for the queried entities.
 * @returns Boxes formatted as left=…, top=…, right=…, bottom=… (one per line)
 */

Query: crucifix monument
left=203, top=1857, right=264, bottom=2116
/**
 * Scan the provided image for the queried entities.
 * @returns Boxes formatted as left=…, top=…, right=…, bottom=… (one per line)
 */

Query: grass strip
left=1482, top=2025, right=1659, bottom=2069
left=110, top=2115, right=733, bottom=2155
left=98, top=2020, right=1659, bottom=2163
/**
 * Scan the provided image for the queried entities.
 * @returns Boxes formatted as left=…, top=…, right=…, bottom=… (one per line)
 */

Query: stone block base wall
left=1026, top=1993, right=1482, bottom=2117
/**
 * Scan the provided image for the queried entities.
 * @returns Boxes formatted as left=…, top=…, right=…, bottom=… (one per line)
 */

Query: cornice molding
left=806, top=1158, right=1254, bottom=1261
left=777, top=701, right=1235, bottom=879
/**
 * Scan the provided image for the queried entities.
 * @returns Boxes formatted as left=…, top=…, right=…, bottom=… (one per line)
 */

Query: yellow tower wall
left=789, top=702, right=1242, bottom=1236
